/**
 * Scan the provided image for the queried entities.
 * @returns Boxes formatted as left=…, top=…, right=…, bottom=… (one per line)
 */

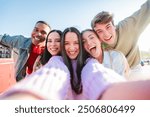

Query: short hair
left=91, top=11, right=114, bottom=29
left=41, top=30, right=62, bottom=65
left=61, top=27, right=85, bottom=94
left=35, top=20, right=51, bottom=29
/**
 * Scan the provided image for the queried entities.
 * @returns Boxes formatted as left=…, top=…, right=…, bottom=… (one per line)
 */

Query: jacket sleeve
left=0, top=56, right=72, bottom=100
left=119, top=0, right=150, bottom=37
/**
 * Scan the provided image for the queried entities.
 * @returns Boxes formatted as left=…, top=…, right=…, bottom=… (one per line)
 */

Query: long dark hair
left=61, top=27, right=85, bottom=94
left=41, top=30, right=62, bottom=65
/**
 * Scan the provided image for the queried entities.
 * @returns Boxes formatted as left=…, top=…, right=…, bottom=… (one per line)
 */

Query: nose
left=36, top=32, right=42, bottom=37
left=51, top=41, right=56, bottom=46
left=103, top=30, right=110, bottom=38
left=69, top=44, right=76, bottom=51
left=86, top=40, right=92, bottom=47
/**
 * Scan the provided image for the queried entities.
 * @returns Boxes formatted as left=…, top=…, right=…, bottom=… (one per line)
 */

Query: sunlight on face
left=64, top=32, right=79, bottom=60
left=82, top=30, right=103, bottom=61
left=47, top=32, right=61, bottom=56
left=31, top=23, right=50, bottom=47
left=94, top=22, right=116, bottom=45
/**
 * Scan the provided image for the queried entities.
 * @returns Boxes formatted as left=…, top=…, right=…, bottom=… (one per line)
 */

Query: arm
left=101, top=80, right=150, bottom=100
left=3, top=92, right=40, bottom=100
left=81, top=58, right=125, bottom=100
left=117, top=51, right=130, bottom=78
left=0, top=56, right=71, bottom=100
left=118, top=0, right=150, bottom=40
left=108, top=50, right=130, bottom=78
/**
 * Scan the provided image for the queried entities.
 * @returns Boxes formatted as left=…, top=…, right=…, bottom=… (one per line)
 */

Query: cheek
left=83, top=44, right=88, bottom=51
left=65, top=45, right=68, bottom=52
left=31, top=32, right=34, bottom=38
left=57, top=46, right=61, bottom=52
left=47, top=43, right=50, bottom=48
left=76, top=45, right=79, bottom=50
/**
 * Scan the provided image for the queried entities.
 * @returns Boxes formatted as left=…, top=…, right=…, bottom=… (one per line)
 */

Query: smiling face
left=31, top=22, right=50, bottom=47
left=64, top=32, right=79, bottom=60
left=82, top=30, right=103, bottom=61
left=94, top=22, right=116, bottom=45
left=47, top=31, right=61, bottom=56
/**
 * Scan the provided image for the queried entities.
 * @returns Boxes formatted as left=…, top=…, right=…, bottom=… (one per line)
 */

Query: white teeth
left=51, top=48, right=57, bottom=51
left=35, top=37, right=40, bottom=41
left=69, top=51, right=75, bottom=55
left=89, top=46, right=95, bottom=50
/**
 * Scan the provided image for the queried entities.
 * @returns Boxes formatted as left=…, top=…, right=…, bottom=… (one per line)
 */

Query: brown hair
left=91, top=11, right=114, bottom=29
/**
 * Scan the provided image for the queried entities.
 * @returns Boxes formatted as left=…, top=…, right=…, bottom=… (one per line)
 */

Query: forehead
left=35, top=23, right=50, bottom=32
left=94, top=22, right=113, bottom=30
left=48, top=32, right=60, bottom=38
left=65, top=32, right=78, bottom=41
left=83, top=31, right=95, bottom=38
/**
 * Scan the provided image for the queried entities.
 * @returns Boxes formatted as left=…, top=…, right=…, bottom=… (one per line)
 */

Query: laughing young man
left=0, top=21, right=51, bottom=81
left=91, top=0, right=150, bottom=79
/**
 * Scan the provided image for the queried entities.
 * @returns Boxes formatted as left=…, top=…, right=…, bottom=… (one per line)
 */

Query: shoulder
left=107, top=50, right=125, bottom=58
left=47, top=56, right=65, bottom=67
left=49, top=56, right=63, bottom=62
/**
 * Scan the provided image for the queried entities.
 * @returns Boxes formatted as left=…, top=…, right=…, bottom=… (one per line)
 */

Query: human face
left=64, top=32, right=79, bottom=60
left=31, top=23, right=50, bottom=47
left=82, top=31, right=102, bottom=60
left=47, top=32, right=61, bottom=56
left=93, top=22, right=116, bottom=45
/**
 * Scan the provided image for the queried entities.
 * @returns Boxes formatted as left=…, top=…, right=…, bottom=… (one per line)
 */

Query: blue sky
left=0, top=0, right=149, bottom=51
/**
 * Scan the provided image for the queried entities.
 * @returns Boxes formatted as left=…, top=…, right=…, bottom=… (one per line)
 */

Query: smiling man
left=0, top=21, right=51, bottom=81
left=91, top=0, right=150, bottom=70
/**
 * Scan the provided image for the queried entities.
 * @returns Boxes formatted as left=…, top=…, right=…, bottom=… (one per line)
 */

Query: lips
left=90, top=47, right=96, bottom=54
left=69, top=51, right=76, bottom=55
left=34, top=37, right=40, bottom=41
left=50, top=48, right=58, bottom=51
left=104, top=36, right=112, bottom=41
left=88, top=45, right=96, bottom=52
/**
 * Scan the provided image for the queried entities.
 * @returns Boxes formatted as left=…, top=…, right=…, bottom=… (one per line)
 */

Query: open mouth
left=69, top=51, right=76, bottom=55
left=50, top=48, right=59, bottom=53
left=51, top=48, right=58, bottom=51
left=34, top=37, right=40, bottom=41
left=89, top=46, right=96, bottom=54
left=104, top=36, right=112, bottom=41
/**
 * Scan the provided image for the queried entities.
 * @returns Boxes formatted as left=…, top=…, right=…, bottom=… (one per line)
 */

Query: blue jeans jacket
left=0, top=34, right=32, bottom=81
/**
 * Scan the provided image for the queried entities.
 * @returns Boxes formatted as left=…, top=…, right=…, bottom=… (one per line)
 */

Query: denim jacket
left=0, top=34, right=32, bottom=81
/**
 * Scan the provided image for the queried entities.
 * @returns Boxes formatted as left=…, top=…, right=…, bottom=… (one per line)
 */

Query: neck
left=97, top=54, right=103, bottom=63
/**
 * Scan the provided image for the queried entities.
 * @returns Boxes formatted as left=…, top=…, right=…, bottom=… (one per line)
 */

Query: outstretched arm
left=100, top=80, right=150, bottom=100
left=0, top=56, right=71, bottom=100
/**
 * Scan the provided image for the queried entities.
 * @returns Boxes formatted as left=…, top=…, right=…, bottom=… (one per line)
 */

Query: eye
left=89, top=36, right=94, bottom=40
left=65, top=42, right=69, bottom=45
left=82, top=39, right=86, bottom=43
left=41, top=30, right=47, bottom=35
left=96, top=30, right=102, bottom=34
left=55, top=38, right=60, bottom=42
left=75, top=41, right=79, bottom=44
left=34, top=28, right=38, bottom=32
left=47, top=39, right=52, bottom=42
left=106, top=23, right=112, bottom=30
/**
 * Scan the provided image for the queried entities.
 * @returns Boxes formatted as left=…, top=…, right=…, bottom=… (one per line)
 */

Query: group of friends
left=0, top=0, right=150, bottom=99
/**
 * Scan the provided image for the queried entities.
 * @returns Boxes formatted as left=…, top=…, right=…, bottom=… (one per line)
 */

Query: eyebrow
left=88, top=33, right=94, bottom=38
